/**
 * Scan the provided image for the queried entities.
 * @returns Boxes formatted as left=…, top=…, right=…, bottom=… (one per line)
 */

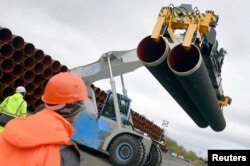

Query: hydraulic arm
left=151, top=4, right=218, bottom=48
left=150, top=4, right=231, bottom=108
left=71, top=4, right=231, bottom=131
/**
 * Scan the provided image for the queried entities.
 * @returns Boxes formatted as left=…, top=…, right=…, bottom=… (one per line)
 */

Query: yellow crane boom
left=151, top=4, right=218, bottom=48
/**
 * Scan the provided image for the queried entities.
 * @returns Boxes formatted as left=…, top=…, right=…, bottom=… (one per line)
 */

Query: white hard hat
left=16, top=86, right=26, bottom=93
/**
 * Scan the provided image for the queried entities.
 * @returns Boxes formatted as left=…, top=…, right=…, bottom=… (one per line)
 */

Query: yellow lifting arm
left=219, top=96, right=232, bottom=108
left=151, top=5, right=218, bottom=47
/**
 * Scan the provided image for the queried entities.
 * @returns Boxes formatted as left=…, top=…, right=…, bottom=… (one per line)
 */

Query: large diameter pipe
left=23, top=43, right=35, bottom=57
left=11, top=35, right=25, bottom=50
left=1, top=73, right=14, bottom=85
left=33, top=75, right=43, bottom=86
left=60, top=65, right=68, bottom=72
left=23, top=70, right=35, bottom=83
left=167, top=44, right=226, bottom=131
left=13, top=78, right=25, bottom=87
left=24, top=57, right=35, bottom=69
left=33, top=63, right=44, bottom=75
left=0, top=44, right=14, bottom=58
left=0, top=27, right=12, bottom=43
left=1, top=86, right=15, bottom=98
left=33, top=87, right=43, bottom=98
left=137, top=36, right=208, bottom=128
left=12, top=64, right=24, bottom=77
left=34, top=49, right=45, bottom=62
left=51, top=60, right=61, bottom=73
left=43, top=55, right=52, bottom=67
left=25, top=95, right=34, bottom=107
left=13, top=51, right=25, bottom=64
left=25, top=83, right=35, bottom=95
left=2, top=58, right=15, bottom=73
left=42, top=68, right=53, bottom=80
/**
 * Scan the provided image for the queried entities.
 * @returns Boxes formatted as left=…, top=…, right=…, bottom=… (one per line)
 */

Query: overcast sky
left=1, top=0, right=249, bottom=158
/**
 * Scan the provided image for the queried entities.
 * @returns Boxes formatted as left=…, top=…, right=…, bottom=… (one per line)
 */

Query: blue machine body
left=71, top=90, right=132, bottom=150
left=72, top=111, right=111, bottom=150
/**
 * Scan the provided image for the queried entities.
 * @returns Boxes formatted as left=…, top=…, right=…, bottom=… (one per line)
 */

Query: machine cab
left=100, top=90, right=131, bottom=121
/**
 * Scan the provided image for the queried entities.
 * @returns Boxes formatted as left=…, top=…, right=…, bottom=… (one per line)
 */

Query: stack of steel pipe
left=0, top=26, right=68, bottom=112
left=131, top=110, right=166, bottom=142
left=91, top=84, right=108, bottom=112
left=1, top=26, right=167, bottom=152
left=131, top=110, right=167, bottom=152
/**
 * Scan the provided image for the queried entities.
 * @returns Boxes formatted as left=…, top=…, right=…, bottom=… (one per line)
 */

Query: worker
left=0, top=72, right=88, bottom=165
left=0, top=86, right=27, bottom=132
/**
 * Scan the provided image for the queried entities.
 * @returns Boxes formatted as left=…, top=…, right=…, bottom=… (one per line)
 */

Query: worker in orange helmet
left=0, top=72, right=88, bottom=165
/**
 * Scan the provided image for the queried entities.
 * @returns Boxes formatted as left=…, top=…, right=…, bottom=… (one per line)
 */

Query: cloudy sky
left=1, top=0, right=249, bottom=158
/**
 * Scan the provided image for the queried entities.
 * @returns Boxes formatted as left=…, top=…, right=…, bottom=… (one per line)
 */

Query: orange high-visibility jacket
left=0, top=109, right=75, bottom=166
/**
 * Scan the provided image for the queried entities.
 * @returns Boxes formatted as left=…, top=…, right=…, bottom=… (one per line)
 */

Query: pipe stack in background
left=90, top=84, right=108, bottom=111
left=0, top=27, right=68, bottom=112
left=131, top=110, right=167, bottom=153
left=1, top=26, right=167, bottom=152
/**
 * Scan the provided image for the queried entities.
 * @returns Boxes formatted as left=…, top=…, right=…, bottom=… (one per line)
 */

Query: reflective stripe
left=1, top=100, right=25, bottom=117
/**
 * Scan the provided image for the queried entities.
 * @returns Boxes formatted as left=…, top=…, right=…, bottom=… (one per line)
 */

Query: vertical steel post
left=107, top=54, right=121, bottom=129
left=120, top=74, right=128, bottom=97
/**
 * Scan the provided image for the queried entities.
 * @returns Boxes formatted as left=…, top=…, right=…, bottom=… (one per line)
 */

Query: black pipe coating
left=168, top=44, right=226, bottom=131
left=137, top=36, right=209, bottom=128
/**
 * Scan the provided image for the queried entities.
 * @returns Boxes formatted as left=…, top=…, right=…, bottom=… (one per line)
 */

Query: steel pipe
left=12, top=51, right=25, bottom=64
left=23, top=43, right=35, bottom=57
left=94, top=87, right=101, bottom=97
left=42, top=68, right=53, bottom=80
left=0, top=27, right=12, bottom=43
left=13, top=78, right=25, bottom=87
left=137, top=36, right=208, bottom=128
left=25, top=83, right=35, bottom=95
left=42, top=55, right=52, bottom=67
left=11, top=35, right=25, bottom=50
left=167, top=44, right=226, bottom=131
left=0, top=44, right=14, bottom=58
left=99, top=91, right=107, bottom=101
left=60, top=65, right=68, bottom=72
left=99, top=98, right=105, bottom=104
left=32, top=99, right=43, bottom=109
left=33, top=87, right=43, bottom=98
left=51, top=60, right=61, bottom=73
left=25, top=95, right=34, bottom=107
left=34, top=49, right=45, bottom=62
left=33, top=75, right=43, bottom=86
left=23, top=70, right=35, bottom=83
left=33, top=63, right=44, bottom=75
left=1, top=73, right=14, bottom=85
left=23, top=57, right=35, bottom=69
left=96, top=96, right=101, bottom=104
left=12, top=64, right=24, bottom=77
left=91, top=85, right=101, bottom=97
left=2, top=58, right=15, bottom=73
left=1, top=86, right=14, bottom=98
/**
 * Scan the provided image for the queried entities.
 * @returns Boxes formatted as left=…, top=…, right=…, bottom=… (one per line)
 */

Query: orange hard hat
left=42, top=72, right=88, bottom=104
